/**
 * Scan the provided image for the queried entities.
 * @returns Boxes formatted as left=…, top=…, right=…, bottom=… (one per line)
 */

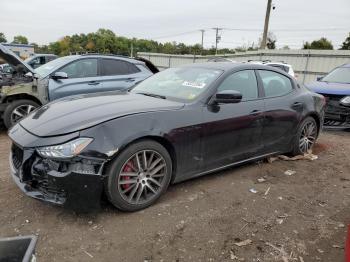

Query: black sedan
left=8, top=63, right=325, bottom=211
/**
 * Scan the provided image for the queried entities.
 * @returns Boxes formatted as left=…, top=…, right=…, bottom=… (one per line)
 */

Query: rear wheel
left=291, top=116, right=318, bottom=156
left=105, top=140, right=172, bottom=211
left=3, top=99, right=39, bottom=128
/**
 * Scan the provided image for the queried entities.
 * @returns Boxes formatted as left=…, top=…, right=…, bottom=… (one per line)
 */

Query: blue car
left=306, top=63, right=350, bottom=128
left=0, top=43, right=158, bottom=128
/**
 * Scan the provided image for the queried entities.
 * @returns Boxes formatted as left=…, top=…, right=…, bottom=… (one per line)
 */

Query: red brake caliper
left=121, top=161, right=134, bottom=190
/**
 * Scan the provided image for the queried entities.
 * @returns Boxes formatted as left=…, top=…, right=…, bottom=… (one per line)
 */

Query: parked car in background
left=0, top=63, right=13, bottom=82
left=0, top=43, right=158, bottom=128
left=8, top=62, right=325, bottom=211
left=207, top=57, right=236, bottom=63
left=306, top=63, right=350, bottom=128
left=247, top=60, right=296, bottom=78
left=24, top=54, right=58, bottom=69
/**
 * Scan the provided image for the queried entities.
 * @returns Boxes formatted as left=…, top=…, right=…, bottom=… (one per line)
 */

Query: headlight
left=340, top=96, right=350, bottom=106
left=36, top=138, right=93, bottom=158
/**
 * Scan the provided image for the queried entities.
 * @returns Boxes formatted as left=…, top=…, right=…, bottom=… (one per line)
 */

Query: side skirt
left=173, top=151, right=281, bottom=183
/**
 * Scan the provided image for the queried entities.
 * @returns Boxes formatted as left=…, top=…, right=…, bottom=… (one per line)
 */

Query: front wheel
left=3, top=99, right=39, bottom=128
left=291, top=116, right=318, bottom=156
left=105, top=140, right=172, bottom=212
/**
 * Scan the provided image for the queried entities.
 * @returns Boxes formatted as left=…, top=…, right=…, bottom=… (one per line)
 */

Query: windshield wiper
left=136, top=92, right=166, bottom=99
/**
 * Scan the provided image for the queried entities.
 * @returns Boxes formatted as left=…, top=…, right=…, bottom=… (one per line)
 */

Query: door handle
left=250, top=110, right=262, bottom=116
left=88, top=81, right=100, bottom=86
left=125, top=78, right=136, bottom=82
left=292, top=102, right=303, bottom=109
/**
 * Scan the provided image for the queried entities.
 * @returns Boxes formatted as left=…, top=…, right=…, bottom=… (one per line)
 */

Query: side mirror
left=51, top=72, right=68, bottom=80
left=214, top=90, right=242, bottom=104
left=316, top=76, right=323, bottom=81
left=25, top=72, right=33, bottom=78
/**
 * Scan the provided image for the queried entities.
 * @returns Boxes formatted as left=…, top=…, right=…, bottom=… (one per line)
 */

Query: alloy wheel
left=299, top=121, right=317, bottom=153
left=117, top=150, right=167, bottom=205
left=11, top=104, right=36, bottom=124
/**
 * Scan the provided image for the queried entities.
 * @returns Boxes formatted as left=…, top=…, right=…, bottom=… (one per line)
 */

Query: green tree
left=303, top=37, right=333, bottom=50
left=0, top=32, right=7, bottom=43
left=340, top=33, right=350, bottom=50
left=266, top=32, right=277, bottom=49
left=12, top=35, right=29, bottom=44
left=34, top=28, right=236, bottom=57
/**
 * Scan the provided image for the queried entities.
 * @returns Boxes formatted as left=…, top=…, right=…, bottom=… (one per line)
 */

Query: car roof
left=265, top=62, right=291, bottom=67
left=30, top=54, right=58, bottom=57
left=180, top=62, right=285, bottom=72
left=340, top=63, right=350, bottom=68
left=77, top=54, right=143, bottom=64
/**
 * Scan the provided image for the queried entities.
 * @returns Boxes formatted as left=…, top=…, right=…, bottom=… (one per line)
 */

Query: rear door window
left=258, top=70, right=293, bottom=97
left=101, top=59, right=140, bottom=76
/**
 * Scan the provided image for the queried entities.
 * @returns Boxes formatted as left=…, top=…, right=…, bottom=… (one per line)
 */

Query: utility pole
left=261, top=0, right=273, bottom=49
left=212, top=27, right=222, bottom=55
left=130, top=42, right=134, bottom=57
left=200, top=29, right=205, bottom=53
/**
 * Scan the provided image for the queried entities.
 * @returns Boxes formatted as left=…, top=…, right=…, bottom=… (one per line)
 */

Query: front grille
left=11, top=143, right=23, bottom=170
left=321, top=94, right=350, bottom=125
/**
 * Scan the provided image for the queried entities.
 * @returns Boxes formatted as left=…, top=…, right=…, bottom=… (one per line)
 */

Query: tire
left=104, top=140, right=172, bottom=212
left=291, top=116, right=318, bottom=156
left=3, top=99, right=39, bottom=128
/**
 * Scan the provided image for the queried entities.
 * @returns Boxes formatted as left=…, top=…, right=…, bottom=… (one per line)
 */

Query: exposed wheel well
left=306, top=113, right=321, bottom=136
left=4, top=94, right=42, bottom=106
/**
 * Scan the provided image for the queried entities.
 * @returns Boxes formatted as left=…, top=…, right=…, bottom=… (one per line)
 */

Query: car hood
left=19, top=92, right=185, bottom=137
left=0, top=43, right=35, bottom=74
left=306, top=81, right=350, bottom=96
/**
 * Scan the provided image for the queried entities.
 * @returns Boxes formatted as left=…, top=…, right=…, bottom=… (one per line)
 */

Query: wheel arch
left=304, top=112, right=321, bottom=136
left=4, top=94, right=42, bottom=106
left=108, top=135, right=178, bottom=183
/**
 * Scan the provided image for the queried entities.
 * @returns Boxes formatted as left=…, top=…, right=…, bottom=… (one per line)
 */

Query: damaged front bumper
left=8, top=125, right=108, bottom=211
left=323, top=94, right=350, bottom=128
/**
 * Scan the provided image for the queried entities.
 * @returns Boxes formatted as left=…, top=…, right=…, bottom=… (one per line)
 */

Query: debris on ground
left=332, top=244, right=342, bottom=249
left=284, top=170, right=296, bottom=176
left=267, top=152, right=318, bottom=163
left=82, top=249, right=93, bottom=258
left=257, top=177, right=266, bottom=183
left=276, top=218, right=284, bottom=224
left=265, top=242, right=289, bottom=262
left=234, top=239, right=252, bottom=247
left=229, top=250, right=238, bottom=260
left=318, top=201, right=327, bottom=207
left=264, top=187, right=271, bottom=196
left=249, top=188, right=258, bottom=194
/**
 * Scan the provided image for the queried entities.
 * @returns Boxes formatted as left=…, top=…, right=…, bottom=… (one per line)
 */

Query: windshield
left=131, top=67, right=222, bottom=101
left=24, top=57, right=34, bottom=63
left=322, top=67, right=350, bottom=84
left=34, top=56, right=75, bottom=77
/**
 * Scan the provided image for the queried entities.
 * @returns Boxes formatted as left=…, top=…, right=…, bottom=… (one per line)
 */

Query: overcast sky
left=1, top=0, right=349, bottom=49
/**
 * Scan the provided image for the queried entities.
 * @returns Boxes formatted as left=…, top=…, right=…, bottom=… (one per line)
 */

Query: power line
left=149, top=27, right=349, bottom=40
left=150, top=30, right=201, bottom=40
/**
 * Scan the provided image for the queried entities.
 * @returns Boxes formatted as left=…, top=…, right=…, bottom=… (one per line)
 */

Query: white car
left=248, top=60, right=296, bottom=78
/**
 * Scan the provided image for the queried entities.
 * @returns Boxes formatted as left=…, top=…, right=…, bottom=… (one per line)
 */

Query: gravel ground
left=0, top=128, right=349, bottom=262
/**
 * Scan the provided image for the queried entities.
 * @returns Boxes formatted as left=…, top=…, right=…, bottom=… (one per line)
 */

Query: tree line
left=0, top=30, right=349, bottom=57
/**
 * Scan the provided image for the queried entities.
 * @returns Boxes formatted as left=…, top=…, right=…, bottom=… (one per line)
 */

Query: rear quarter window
left=101, top=59, right=140, bottom=76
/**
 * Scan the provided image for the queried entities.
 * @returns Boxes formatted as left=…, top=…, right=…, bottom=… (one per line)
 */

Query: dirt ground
left=0, top=128, right=349, bottom=262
